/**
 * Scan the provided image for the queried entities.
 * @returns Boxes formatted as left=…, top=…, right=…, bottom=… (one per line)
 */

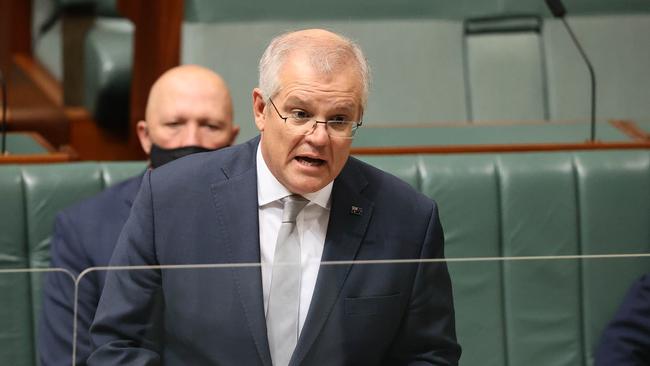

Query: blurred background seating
left=2, top=0, right=650, bottom=160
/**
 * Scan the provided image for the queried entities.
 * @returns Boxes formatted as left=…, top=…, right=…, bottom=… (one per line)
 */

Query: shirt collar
left=256, top=142, right=332, bottom=210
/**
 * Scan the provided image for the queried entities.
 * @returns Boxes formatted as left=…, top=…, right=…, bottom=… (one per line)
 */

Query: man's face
left=253, top=55, right=363, bottom=195
left=139, top=74, right=238, bottom=153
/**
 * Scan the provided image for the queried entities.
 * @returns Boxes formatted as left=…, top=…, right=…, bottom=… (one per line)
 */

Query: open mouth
left=295, top=156, right=325, bottom=167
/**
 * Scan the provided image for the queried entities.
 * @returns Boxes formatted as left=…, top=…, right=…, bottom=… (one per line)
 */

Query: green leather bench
left=0, top=162, right=145, bottom=366
left=360, top=150, right=650, bottom=365
left=1, top=149, right=648, bottom=365
left=83, top=17, right=133, bottom=132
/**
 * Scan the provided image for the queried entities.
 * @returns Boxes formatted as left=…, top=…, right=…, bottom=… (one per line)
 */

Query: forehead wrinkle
left=282, top=94, right=358, bottom=114
left=281, top=88, right=359, bottom=103
left=147, top=66, right=234, bottom=125
left=163, top=85, right=233, bottom=125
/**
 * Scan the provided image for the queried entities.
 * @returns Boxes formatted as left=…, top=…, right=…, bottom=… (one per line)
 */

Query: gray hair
left=258, top=29, right=371, bottom=109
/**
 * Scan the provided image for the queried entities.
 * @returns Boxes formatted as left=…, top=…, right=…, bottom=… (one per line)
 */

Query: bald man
left=38, top=65, right=238, bottom=366
left=138, top=65, right=238, bottom=167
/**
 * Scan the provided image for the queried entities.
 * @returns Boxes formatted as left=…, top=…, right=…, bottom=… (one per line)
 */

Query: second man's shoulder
left=150, top=137, right=258, bottom=185
left=59, top=174, right=143, bottom=223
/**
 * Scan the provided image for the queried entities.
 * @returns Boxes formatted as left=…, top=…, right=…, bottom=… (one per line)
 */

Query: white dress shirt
left=256, top=144, right=332, bottom=335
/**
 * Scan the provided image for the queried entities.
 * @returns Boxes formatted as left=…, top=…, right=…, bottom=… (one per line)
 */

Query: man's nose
left=182, top=123, right=200, bottom=146
left=305, top=122, right=329, bottom=146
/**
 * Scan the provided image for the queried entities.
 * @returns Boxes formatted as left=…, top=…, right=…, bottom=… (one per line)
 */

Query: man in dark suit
left=595, top=273, right=650, bottom=365
left=89, top=29, right=461, bottom=365
left=38, top=65, right=239, bottom=366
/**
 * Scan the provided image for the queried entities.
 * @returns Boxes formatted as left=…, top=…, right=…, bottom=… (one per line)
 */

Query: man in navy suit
left=595, top=273, right=650, bottom=365
left=38, top=65, right=239, bottom=366
left=89, top=29, right=461, bottom=365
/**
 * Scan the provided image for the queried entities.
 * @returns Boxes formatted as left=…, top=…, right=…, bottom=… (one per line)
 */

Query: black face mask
left=149, top=144, right=215, bottom=168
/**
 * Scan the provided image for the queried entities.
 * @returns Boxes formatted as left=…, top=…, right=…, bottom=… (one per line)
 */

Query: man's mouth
left=295, top=156, right=325, bottom=167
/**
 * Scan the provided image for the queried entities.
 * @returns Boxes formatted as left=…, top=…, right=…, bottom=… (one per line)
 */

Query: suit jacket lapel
left=291, top=160, right=373, bottom=365
left=210, top=140, right=273, bottom=366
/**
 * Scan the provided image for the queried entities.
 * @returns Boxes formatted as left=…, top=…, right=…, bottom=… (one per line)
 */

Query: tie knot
left=281, top=195, right=309, bottom=223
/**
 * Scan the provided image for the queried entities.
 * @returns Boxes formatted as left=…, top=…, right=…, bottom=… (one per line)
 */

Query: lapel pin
left=350, top=206, right=363, bottom=216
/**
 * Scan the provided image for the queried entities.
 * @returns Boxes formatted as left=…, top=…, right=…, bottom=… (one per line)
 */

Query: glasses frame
left=268, top=98, right=362, bottom=139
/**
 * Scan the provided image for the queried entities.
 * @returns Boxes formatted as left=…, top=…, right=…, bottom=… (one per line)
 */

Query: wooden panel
left=0, top=153, right=74, bottom=164
left=11, top=55, right=142, bottom=162
left=0, top=132, right=77, bottom=164
left=67, top=107, right=144, bottom=160
left=62, top=5, right=95, bottom=106
left=610, top=120, right=650, bottom=142
left=118, top=0, right=183, bottom=160
left=13, top=54, right=62, bottom=106
left=0, top=0, right=32, bottom=70
left=5, top=59, right=69, bottom=146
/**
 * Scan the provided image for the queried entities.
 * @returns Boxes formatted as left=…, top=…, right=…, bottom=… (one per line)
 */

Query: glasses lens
left=284, top=118, right=358, bottom=138
left=327, top=121, right=355, bottom=137
left=286, top=118, right=313, bottom=135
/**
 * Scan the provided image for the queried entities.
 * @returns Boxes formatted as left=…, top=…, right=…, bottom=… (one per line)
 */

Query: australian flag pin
left=350, top=206, right=363, bottom=216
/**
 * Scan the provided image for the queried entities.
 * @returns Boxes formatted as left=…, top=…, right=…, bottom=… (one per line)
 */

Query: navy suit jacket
left=38, top=174, right=143, bottom=366
left=89, top=137, right=461, bottom=365
left=595, top=273, right=650, bottom=365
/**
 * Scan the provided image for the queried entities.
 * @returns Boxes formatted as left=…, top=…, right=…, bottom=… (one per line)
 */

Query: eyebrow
left=200, top=119, right=226, bottom=126
left=283, top=96, right=310, bottom=108
left=283, top=96, right=357, bottom=114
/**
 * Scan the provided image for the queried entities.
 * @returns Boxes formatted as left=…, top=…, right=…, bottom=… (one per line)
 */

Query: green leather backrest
left=83, top=18, right=134, bottom=131
left=418, top=155, right=505, bottom=366
left=577, top=152, right=650, bottom=365
left=0, top=162, right=146, bottom=366
left=0, top=167, right=33, bottom=366
left=497, top=154, right=583, bottom=365
left=359, top=150, right=650, bottom=366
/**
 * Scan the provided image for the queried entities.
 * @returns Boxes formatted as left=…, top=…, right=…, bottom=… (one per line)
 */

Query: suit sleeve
left=88, top=170, right=163, bottom=366
left=38, top=211, right=98, bottom=366
left=384, top=202, right=462, bottom=365
left=595, top=274, right=650, bottom=366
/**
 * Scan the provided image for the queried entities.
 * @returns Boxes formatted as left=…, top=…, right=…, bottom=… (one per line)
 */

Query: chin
left=288, top=178, right=328, bottom=195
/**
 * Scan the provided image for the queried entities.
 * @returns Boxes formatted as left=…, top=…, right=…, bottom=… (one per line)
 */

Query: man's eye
left=328, top=120, right=351, bottom=131
left=290, top=110, right=310, bottom=120
left=329, top=115, right=348, bottom=122
left=166, top=121, right=183, bottom=128
left=203, top=123, right=222, bottom=131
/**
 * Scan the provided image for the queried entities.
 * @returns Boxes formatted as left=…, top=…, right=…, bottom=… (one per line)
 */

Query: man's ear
left=136, top=120, right=152, bottom=154
left=252, top=88, right=267, bottom=132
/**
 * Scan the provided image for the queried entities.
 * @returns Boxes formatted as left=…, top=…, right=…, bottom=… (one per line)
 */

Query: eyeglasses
left=268, top=98, right=362, bottom=139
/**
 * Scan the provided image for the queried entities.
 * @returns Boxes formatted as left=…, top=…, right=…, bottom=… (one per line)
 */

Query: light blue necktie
left=267, top=195, right=309, bottom=366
